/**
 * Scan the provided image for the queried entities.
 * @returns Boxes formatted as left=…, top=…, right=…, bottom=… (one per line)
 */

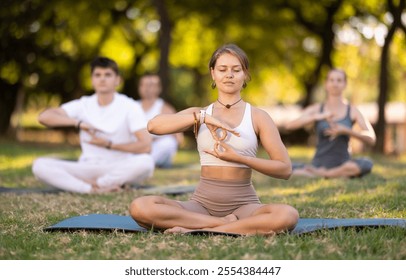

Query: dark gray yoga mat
left=0, top=186, right=62, bottom=194
left=1, top=185, right=195, bottom=195
left=44, top=214, right=406, bottom=235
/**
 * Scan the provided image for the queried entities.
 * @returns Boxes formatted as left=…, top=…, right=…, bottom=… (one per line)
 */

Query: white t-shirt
left=138, top=98, right=164, bottom=121
left=62, top=93, right=147, bottom=162
left=135, top=98, right=166, bottom=140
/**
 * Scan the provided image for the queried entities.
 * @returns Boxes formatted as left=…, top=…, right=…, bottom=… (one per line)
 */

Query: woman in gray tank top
left=285, top=69, right=376, bottom=178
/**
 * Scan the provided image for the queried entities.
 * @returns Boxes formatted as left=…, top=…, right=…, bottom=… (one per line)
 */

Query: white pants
left=151, top=136, right=178, bottom=168
left=32, top=154, right=154, bottom=193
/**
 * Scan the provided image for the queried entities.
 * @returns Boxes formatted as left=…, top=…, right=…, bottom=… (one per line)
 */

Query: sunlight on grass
left=398, top=154, right=406, bottom=161
left=0, top=155, right=37, bottom=171
left=332, top=186, right=387, bottom=204
left=372, top=164, right=406, bottom=177
left=0, top=150, right=81, bottom=172
left=286, top=145, right=314, bottom=159
left=265, top=180, right=337, bottom=196
left=1, top=141, right=405, bottom=260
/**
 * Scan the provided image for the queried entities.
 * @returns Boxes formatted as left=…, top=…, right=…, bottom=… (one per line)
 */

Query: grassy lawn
left=0, top=139, right=405, bottom=260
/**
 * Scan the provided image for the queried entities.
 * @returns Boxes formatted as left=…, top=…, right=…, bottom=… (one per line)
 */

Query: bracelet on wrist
left=192, top=112, right=198, bottom=139
left=199, top=110, right=206, bottom=125
left=106, top=140, right=112, bottom=149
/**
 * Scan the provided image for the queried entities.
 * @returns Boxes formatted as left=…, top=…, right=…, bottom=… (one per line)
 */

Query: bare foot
left=305, top=166, right=327, bottom=177
left=164, top=214, right=238, bottom=235
left=292, top=169, right=315, bottom=177
left=91, top=183, right=121, bottom=194
left=164, top=226, right=193, bottom=234
left=223, top=214, right=238, bottom=223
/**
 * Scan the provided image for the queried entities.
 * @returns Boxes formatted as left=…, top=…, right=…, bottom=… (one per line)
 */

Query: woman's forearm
left=239, top=156, right=292, bottom=180
left=285, top=114, right=315, bottom=130
left=347, top=129, right=376, bottom=146
left=148, top=108, right=200, bottom=135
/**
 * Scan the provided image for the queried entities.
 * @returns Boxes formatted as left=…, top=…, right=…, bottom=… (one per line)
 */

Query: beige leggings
left=177, top=176, right=263, bottom=219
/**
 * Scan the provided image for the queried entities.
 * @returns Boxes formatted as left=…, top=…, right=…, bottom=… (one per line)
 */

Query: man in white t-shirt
left=32, top=57, right=154, bottom=193
left=136, top=74, right=183, bottom=168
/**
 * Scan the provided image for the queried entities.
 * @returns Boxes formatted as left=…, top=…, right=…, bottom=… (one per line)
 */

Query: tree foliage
left=0, top=0, right=405, bottom=153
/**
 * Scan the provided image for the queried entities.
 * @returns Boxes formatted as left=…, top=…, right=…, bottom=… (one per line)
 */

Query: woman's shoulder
left=305, top=102, right=323, bottom=113
left=178, top=106, right=209, bottom=114
left=349, top=104, right=365, bottom=121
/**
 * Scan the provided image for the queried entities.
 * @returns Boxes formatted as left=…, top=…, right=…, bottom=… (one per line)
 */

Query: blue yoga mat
left=45, top=214, right=147, bottom=232
left=44, top=214, right=406, bottom=235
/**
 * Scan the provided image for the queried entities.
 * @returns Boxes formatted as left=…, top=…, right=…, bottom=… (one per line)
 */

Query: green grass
left=1, top=139, right=405, bottom=260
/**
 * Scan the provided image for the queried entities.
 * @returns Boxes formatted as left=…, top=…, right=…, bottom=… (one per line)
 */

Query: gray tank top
left=312, top=104, right=353, bottom=168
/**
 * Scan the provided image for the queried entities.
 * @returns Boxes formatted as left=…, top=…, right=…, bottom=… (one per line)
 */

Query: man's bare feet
left=91, top=183, right=121, bottom=194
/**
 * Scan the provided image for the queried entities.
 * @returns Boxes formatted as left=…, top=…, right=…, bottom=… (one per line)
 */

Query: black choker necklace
left=217, top=98, right=242, bottom=109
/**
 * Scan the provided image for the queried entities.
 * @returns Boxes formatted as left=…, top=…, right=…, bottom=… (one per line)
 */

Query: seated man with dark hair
left=32, top=57, right=154, bottom=193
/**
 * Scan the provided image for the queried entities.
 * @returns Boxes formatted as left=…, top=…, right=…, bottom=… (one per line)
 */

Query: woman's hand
left=204, top=141, right=241, bottom=163
left=204, top=114, right=240, bottom=137
left=205, top=124, right=228, bottom=142
left=324, top=122, right=350, bottom=140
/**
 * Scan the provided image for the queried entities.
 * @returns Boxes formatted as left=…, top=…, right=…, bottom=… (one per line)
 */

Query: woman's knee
left=267, top=204, right=299, bottom=231
left=282, top=205, right=299, bottom=230
left=352, top=158, right=373, bottom=177
left=129, top=195, right=161, bottom=223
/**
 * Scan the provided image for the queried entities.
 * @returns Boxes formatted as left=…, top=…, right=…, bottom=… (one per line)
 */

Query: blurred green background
left=1, top=0, right=405, bottom=152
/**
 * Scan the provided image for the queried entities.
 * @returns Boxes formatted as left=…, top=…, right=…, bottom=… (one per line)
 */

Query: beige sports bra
left=197, top=103, right=258, bottom=168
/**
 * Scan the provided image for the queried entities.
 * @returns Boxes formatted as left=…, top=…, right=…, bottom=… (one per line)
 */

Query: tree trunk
left=8, top=86, right=25, bottom=139
left=374, top=0, right=405, bottom=153
left=301, top=5, right=337, bottom=107
left=0, top=80, right=20, bottom=138
left=302, top=33, right=334, bottom=107
left=153, top=0, right=173, bottom=104
left=374, top=30, right=393, bottom=153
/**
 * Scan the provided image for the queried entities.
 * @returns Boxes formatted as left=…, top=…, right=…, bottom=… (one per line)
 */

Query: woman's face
left=211, top=53, right=247, bottom=94
left=325, top=70, right=347, bottom=96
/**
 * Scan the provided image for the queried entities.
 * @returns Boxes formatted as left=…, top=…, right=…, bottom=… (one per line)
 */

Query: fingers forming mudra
left=203, top=118, right=240, bottom=161
left=204, top=135, right=237, bottom=162
left=207, top=126, right=228, bottom=142
left=204, top=115, right=240, bottom=138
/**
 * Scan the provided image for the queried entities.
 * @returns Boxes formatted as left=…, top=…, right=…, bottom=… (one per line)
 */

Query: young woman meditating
left=129, top=44, right=299, bottom=235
